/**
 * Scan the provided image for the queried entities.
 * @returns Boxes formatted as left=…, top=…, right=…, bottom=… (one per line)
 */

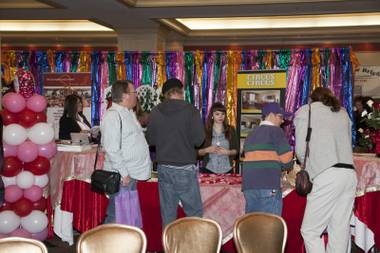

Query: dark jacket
left=59, top=116, right=81, bottom=140
left=147, top=99, right=205, bottom=166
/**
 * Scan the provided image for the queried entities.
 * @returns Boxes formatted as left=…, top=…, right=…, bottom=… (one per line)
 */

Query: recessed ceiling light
left=0, top=20, right=114, bottom=32
left=176, top=13, right=380, bottom=30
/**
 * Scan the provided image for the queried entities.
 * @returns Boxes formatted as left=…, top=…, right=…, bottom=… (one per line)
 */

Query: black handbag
left=91, top=169, right=121, bottom=194
left=295, top=103, right=313, bottom=196
left=90, top=110, right=122, bottom=194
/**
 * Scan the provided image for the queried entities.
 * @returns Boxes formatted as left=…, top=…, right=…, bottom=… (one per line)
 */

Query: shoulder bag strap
left=302, top=103, right=312, bottom=170
left=94, top=110, right=123, bottom=171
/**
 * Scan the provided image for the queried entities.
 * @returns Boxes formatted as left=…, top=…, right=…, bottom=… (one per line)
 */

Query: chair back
left=234, top=212, right=287, bottom=253
left=77, top=224, right=146, bottom=253
left=0, top=237, right=48, bottom=253
left=163, top=217, right=222, bottom=253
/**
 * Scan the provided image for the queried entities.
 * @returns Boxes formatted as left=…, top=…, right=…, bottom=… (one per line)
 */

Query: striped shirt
left=242, top=121, right=293, bottom=190
left=101, top=103, right=151, bottom=180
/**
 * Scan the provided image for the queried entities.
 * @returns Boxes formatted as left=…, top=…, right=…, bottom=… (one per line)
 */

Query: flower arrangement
left=357, top=99, right=380, bottom=155
left=136, top=85, right=160, bottom=113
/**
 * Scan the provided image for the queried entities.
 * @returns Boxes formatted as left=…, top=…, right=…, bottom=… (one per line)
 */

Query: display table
left=137, top=174, right=307, bottom=253
left=49, top=148, right=108, bottom=245
left=49, top=151, right=380, bottom=251
left=351, top=154, right=380, bottom=252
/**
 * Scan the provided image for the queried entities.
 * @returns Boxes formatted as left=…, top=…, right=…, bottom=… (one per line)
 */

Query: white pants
left=301, top=167, right=357, bottom=253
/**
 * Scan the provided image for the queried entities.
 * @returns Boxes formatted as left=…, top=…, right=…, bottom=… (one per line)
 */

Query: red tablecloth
left=137, top=177, right=380, bottom=253
left=355, top=191, right=380, bottom=248
left=137, top=178, right=307, bottom=253
left=61, top=180, right=108, bottom=233
left=53, top=152, right=380, bottom=251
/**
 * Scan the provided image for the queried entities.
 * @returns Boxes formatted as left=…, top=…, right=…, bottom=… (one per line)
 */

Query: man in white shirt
left=101, top=80, right=151, bottom=223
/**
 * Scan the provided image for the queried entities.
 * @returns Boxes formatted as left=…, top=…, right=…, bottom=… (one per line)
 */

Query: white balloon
left=16, top=171, right=35, bottom=189
left=3, top=124, right=27, bottom=146
left=28, top=123, right=55, bottom=145
left=34, top=174, right=49, bottom=188
left=0, top=211, right=21, bottom=234
left=21, top=210, right=48, bottom=234
left=1, top=176, right=16, bottom=187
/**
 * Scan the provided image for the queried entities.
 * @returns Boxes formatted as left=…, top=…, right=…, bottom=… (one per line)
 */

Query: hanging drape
left=1, top=48, right=358, bottom=143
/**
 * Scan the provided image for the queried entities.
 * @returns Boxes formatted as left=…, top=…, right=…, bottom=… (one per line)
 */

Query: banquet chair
left=77, top=224, right=146, bottom=253
left=163, top=217, right=222, bottom=253
left=0, top=237, right=48, bottom=253
left=234, top=212, right=288, bottom=253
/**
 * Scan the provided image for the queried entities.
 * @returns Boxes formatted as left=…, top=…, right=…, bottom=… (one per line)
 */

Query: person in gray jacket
left=147, top=78, right=205, bottom=228
left=295, top=87, right=357, bottom=253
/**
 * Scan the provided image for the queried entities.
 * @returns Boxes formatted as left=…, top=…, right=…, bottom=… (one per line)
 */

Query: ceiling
left=0, top=0, right=380, bottom=48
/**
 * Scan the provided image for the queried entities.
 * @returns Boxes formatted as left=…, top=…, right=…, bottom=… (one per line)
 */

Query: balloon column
left=0, top=92, right=56, bottom=240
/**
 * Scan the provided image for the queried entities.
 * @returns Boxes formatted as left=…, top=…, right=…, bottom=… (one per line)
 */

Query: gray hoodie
left=147, top=99, right=205, bottom=166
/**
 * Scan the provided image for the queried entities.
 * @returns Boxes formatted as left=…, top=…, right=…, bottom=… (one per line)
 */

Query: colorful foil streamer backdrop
left=1, top=49, right=359, bottom=144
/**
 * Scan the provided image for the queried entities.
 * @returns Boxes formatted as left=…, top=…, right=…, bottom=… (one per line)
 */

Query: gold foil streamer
left=311, top=48, right=321, bottom=90
left=195, top=50, right=203, bottom=107
left=116, top=52, right=126, bottom=80
left=78, top=51, right=91, bottom=72
left=156, top=52, right=166, bottom=88
left=47, top=49, right=55, bottom=72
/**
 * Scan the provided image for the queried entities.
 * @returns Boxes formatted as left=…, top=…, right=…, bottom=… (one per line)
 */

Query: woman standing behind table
left=198, top=102, right=238, bottom=174
left=59, top=94, right=91, bottom=140
left=295, top=87, right=357, bottom=253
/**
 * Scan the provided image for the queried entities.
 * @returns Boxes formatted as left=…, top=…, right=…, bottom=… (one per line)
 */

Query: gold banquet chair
left=77, top=224, right=147, bottom=253
left=163, top=217, right=222, bottom=253
left=0, top=237, right=48, bottom=253
left=234, top=212, right=288, bottom=253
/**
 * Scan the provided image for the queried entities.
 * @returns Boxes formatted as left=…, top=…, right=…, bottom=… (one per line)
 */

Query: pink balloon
left=2, top=92, right=26, bottom=113
left=31, top=227, right=48, bottom=241
left=26, top=94, right=47, bottom=113
left=17, top=141, right=38, bottom=163
left=37, top=142, right=57, bottom=159
left=4, top=185, right=23, bottom=203
left=23, top=186, right=43, bottom=202
left=10, top=228, right=32, bottom=238
left=3, top=143, right=18, bottom=157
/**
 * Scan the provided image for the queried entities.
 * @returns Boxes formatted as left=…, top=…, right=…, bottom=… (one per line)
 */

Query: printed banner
left=43, top=72, right=91, bottom=87
left=354, top=66, right=380, bottom=98
left=237, top=70, right=287, bottom=89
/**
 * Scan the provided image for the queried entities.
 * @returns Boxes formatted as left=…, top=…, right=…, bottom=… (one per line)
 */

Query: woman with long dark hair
left=59, top=94, right=91, bottom=140
left=198, top=102, right=238, bottom=174
left=295, top=87, right=357, bottom=253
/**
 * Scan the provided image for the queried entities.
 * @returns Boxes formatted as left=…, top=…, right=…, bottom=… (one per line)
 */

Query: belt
left=333, top=163, right=355, bottom=170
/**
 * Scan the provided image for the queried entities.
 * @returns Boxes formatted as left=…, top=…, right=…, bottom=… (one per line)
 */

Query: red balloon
left=18, top=109, right=37, bottom=128
left=32, top=197, right=47, bottom=211
left=24, top=156, right=51, bottom=175
left=0, top=202, right=13, bottom=211
left=35, top=112, right=47, bottom=123
left=13, top=197, right=33, bottom=217
left=2, top=156, right=23, bottom=177
left=1, top=110, right=18, bottom=125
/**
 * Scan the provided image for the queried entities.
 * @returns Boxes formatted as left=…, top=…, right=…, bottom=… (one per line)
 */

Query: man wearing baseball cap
left=242, top=102, right=293, bottom=215
left=147, top=78, right=205, bottom=228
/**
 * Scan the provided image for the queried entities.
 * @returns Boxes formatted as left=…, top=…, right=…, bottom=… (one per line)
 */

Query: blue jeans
left=104, top=179, right=136, bottom=224
left=243, top=189, right=282, bottom=216
left=157, top=164, right=203, bottom=228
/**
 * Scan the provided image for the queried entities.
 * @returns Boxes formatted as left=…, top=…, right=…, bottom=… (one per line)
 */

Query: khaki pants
left=301, top=167, right=357, bottom=253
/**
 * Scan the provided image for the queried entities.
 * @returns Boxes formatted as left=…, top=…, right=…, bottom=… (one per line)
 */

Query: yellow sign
left=237, top=71, right=287, bottom=89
